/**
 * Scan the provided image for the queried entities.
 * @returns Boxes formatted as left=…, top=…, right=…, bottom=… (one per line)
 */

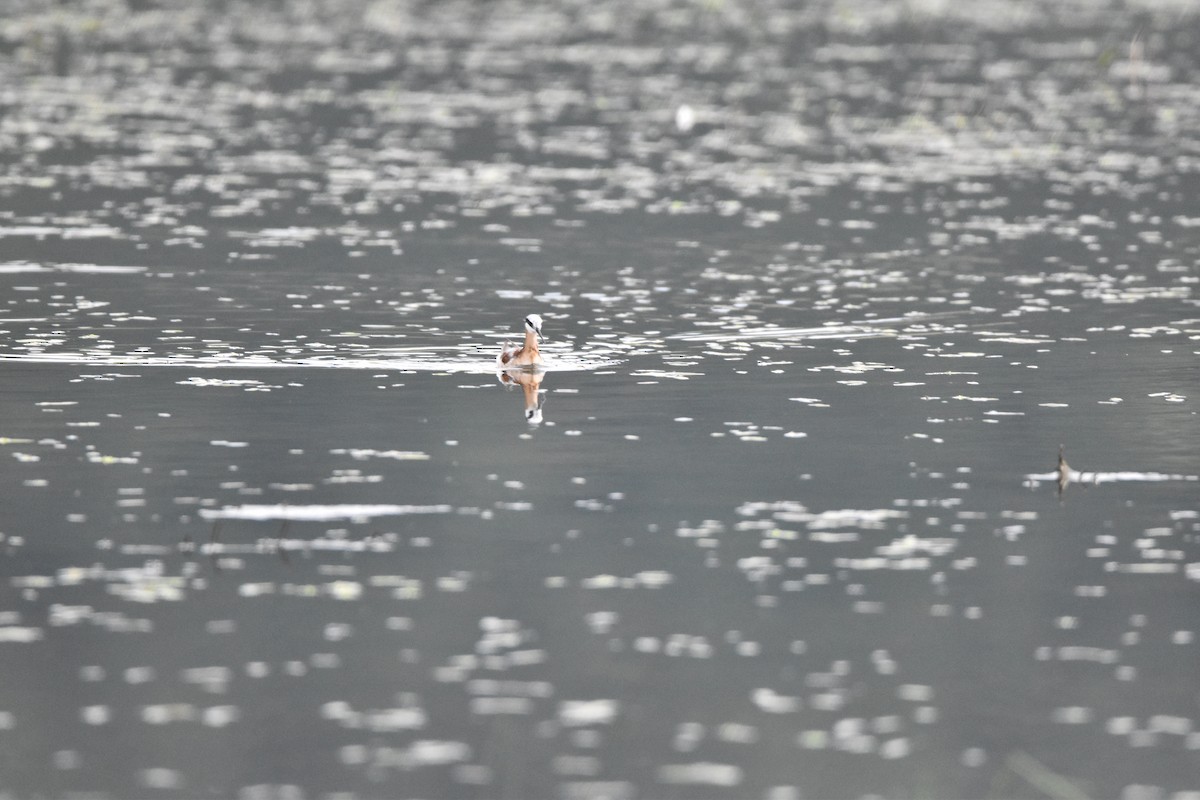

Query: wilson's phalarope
left=497, top=313, right=544, bottom=368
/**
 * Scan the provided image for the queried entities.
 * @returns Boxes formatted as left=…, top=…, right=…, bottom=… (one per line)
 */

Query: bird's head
left=524, top=314, right=544, bottom=343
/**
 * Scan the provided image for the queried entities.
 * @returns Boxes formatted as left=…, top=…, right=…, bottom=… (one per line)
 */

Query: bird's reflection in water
left=498, top=368, right=546, bottom=424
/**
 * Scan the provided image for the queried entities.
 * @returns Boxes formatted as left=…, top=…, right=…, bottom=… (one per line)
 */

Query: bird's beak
left=535, top=329, right=544, bottom=343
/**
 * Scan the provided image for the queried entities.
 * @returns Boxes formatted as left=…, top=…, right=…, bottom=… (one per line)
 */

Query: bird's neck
left=523, top=328, right=540, bottom=355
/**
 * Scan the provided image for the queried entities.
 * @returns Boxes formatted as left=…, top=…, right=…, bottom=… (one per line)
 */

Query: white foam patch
left=559, top=700, right=618, bottom=726
left=657, top=763, right=743, bottom=786
left=1026, top=470, right=1199, bottom=485
left=669, top=324, right=898, bottom=343
left=667, top=312, right=975, bottom=345
left=199, top=504, right=453, bottom=521
left=0, top=225, right=122, bottom=239
left=178, top=377, right=269, bottom=388
left=0, top=262, right=145, bottom=273
left=0, top=350, right=620, bottom=373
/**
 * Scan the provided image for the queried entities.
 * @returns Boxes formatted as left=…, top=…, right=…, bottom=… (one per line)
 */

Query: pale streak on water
left=1, top=1, right=1199, bottom=798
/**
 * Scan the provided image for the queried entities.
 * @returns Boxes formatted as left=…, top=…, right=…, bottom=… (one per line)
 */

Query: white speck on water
left=202, top=706, right=240, bottom=728
left=674, top=104, right=696, bottom=133
left=559, top=700, right=618, bottom=726
left=245, top=662, right=270, bottom=679
left=79, top=666, right=105, bottom=682
left=142, top=704, right=195, bottom=724
left=138, top=768, right=183, bottom=790
left=753, top=688, right=802, bottom=713
left=201, top=503, right=452, bottom=521
left=658, top=762, right=742, bottom=787
left=124, top=666, right=156, bottom=684
left=81, top=705, right=110, bottom=725
left=1052, top=707, right=1094, bottom=724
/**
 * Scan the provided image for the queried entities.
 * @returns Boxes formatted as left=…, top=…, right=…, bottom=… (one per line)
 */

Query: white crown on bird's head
left=524, top=314, right=544, bottom=340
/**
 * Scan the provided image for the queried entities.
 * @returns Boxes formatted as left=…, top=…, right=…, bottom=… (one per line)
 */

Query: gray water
left=1, top=1, right=1199, bottom=798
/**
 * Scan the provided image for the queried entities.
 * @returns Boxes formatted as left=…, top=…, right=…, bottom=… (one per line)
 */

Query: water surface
left=1, top=1, right=1199, bottom=798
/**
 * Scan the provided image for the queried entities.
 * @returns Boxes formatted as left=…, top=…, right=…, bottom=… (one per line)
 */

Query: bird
left=1058, top=444, right=1071, bottom=495
left=496, top=314, right=544, bottom=368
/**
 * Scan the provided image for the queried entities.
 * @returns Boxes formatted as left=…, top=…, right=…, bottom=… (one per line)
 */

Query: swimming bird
left=497, top=314, right=544, bottom=368
left=1058, top=444, right=1071, bottom=496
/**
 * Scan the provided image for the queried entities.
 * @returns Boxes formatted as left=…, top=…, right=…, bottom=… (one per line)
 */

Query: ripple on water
left=2, top=1, right=1200, bottom=797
